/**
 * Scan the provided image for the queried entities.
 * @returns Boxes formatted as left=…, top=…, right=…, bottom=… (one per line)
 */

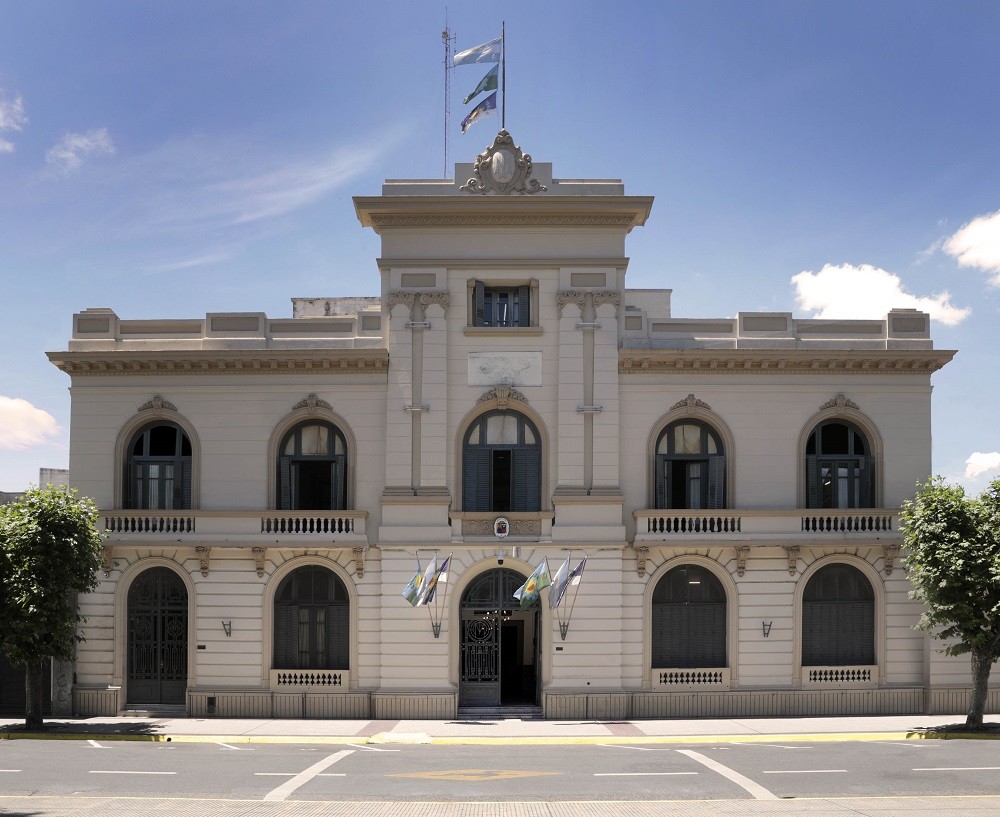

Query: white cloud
left=0, top=90, right=27, bottom=153
left=944, top=210, right=1000, bottom=287
left=45, top=128, right=116, bottom=173
left=0, top=396, right=61, bottom=450
left=791, top=263, right=970, bottom=325
left=965, top=451, right=1000, bottom=480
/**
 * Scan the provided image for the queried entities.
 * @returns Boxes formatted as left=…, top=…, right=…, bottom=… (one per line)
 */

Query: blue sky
left=1, top=1, right=998, bottom=494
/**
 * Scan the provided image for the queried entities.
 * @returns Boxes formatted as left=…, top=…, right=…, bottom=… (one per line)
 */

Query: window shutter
left=512, top=447, right=541, bottom=512
left=273, top=605, right=297, bottom=669
left=126, top=460, right=136, bottom=509
left=859, top=455, right=873, bottom=508
left=174, top=459, right=192, bottom=510
left=279, top=457, right=293, bottom=510
left=517, top=284, right=530, bottom=327
left=333, top=455, right=347, bottom=510
left=326, top=604, right=350, bottom=669
left=474, top=281, right=485, bottom=326
left=806, top=455, right=819, bottom=508
left=463, top=447, right=492, bottom=512
left=655, top=456, right=666, bottom=509
left=707, top=455, right=725, bottom=509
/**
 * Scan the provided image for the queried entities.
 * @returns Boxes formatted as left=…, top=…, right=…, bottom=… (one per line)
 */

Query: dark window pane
left=821, top=423, right=849, bottom=455
left=148, top=425, right=177, bottom=457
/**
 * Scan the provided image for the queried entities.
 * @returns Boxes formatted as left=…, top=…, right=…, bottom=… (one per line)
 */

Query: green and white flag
left=513, top=558, right=551, bottom=610
left=463, top=65, right=499, bottom=105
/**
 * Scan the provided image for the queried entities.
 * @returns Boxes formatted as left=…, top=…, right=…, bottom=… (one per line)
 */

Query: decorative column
left=555, top=290, right=587, bottom=494
left=384, top=292, right=415, bottom=493
left=418, top=292, right=450, bottom=493
left=591, top=291, right=622, bottom=492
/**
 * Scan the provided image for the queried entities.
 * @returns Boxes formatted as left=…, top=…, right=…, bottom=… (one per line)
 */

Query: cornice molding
left=376, top=257, right=630, bottom=269
left=369, top=214, right=638, bottom=229
left=619, top=349, right=955, bottom=375
left=47, top=350, right=389, bottom=377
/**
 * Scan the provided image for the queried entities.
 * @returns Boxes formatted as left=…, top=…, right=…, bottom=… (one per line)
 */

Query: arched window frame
left=792, top=556, right=885, bottom=686
left=798, top=407, right=883, bottom=509
left=267, top=405, right=356, bottom=510
left=262, top=557, right=357, bottom=687
left=647, top=407, right=735, bottom=509
left=651, top=563, right=728, bottom=668
left=459, top=408, right=543, bottom=513
left=642, top=555, right=739, bottom=689
left=275, top=421, right=348, bottom=511
left=271, top=565, right=350, bottom=671
left=114, top=407, right=200, bottom=510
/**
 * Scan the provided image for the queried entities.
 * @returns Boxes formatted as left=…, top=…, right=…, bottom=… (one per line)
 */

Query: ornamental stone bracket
left=634, top=545, right=650, bottom=577
left=783, top=545, right=800, bottom=576
left=420, top=291, right=451, bottom=310
left=292, top=394, right=332, bottom=414
left=100, top=545, right=119, bottom=578
left=386, top=291, right=416, bottom=310
left=735, top=545, right=751, bottom=578
left=460, top=130, right=547, bottom=196
left=671, top=394, right=712, bottom=413
left=820, top=393, right=861, bottom=414
left=592, top=290, right=622, bottom=308
left=137, top=395, right=177, bottom=415
left=252, top=546, right=267, bottom=578
left=557, top=290, right=588, bottom=314
left=353, top=547, right=366, bottom=579
left=195, top=546, right=211, bottom=578
left=476, top=385, right=529, bottom=411
left=881, top=543, right=901, bottom=576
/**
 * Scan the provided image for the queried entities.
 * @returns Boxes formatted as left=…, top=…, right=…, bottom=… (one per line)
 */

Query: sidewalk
left=2, top=712, right=996, bottom=744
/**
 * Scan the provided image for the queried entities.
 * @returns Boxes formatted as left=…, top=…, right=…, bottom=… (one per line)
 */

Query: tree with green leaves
left=901, top=476, right=1000, bottom=727
left=0, top=485, right=103, bottom=730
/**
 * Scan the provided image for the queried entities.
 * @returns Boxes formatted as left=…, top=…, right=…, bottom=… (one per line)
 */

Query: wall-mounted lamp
left=762, top=620, right=773, bottom=638
left=221, top=620, right=232, bottom=637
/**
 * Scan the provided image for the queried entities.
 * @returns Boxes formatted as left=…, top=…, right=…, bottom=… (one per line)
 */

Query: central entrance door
left=127, top=567, right=188, bottom=705
left=460, top=568, right=539, bottom=707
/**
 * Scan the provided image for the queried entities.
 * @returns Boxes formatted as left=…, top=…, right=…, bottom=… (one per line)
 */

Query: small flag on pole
left=460, top=91, right=497, bottom=134
left=454, top=36, right=502, bottom=66
left=423, top=555, right=451, bottom=605
left=548, top=556, right=571, bottom=609
left=513, top=559, right=551, bottom=609
left=402, top=560, right=425, bottom=607
left=463, top=64, right=499, bottom=105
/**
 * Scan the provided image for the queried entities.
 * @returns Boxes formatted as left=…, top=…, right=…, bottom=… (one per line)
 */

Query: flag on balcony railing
left=513, top=558, right=551, bottom=609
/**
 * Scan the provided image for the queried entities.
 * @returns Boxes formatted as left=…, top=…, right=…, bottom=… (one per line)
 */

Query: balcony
left=102, top=509, right=369, bottom=546
left=634, top=508, right=899, bottom=545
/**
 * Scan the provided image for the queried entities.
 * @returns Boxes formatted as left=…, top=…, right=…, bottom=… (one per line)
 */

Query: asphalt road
left=1, top=737, right=999, bottom=807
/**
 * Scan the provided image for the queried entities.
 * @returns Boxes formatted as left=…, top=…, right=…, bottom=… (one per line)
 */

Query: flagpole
left=501, top=21, right=505, bottom=130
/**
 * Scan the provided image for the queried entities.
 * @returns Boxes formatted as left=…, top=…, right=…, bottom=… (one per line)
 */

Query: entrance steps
left=119, top=704, right=187, bottom=718
left=456, top=705, right=543, bottom=720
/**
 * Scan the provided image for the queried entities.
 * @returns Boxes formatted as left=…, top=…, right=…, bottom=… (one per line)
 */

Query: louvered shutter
left=273, top=605, right=297, bottom=668
left=474, top=281, right=485, bottom=326
left=806, top=455, right=819, bottom=508
left=655, top=456, right=667, bottom=509
left=326, top=604, right=350, bottom=669
left=707, top=455, right=725, bottom=509
left=517, top=284, right=530, bottom=327
left=279, top=457, right=293, bottom=510
left=858, top=455, right=873, bottom=508
left=173, top=459, right=192, bottom=510
left=463, top=447, right=492, bottom=512
left=651, top=604, right=669, bottom=667
left=513, top=447, right=541, bottom=512
left=333, top=455, right=346, bottom=510
left=126, top=461, right=136, bottom=509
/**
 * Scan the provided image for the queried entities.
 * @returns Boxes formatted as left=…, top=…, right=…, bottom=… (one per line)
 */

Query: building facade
left=48, top=132, right=994, bottom=719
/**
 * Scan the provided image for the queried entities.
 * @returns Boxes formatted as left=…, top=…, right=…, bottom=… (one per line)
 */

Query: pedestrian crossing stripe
left=389, top=769, right=559, bottom=782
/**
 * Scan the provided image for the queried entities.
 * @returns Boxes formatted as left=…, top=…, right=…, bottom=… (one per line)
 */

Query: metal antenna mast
left=442, top=18, right=456, bottom=178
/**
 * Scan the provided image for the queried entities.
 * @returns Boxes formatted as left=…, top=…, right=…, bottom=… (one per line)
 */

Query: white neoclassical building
left=45, top=131, right=995, bottom=720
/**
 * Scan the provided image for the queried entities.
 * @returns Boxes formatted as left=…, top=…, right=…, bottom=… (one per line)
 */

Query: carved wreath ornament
left=461, top=130, right=547, bottom=196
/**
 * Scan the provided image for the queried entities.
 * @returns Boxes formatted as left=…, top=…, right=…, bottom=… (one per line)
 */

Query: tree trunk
left=966, top=647, right=993, bottom=728
left=23, top=659, right=44, bottom=731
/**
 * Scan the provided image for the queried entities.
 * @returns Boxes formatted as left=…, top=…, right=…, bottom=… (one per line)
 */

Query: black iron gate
left=460, top=568, right=537, bottom=707
left=127, top=567, right=188, bottom=705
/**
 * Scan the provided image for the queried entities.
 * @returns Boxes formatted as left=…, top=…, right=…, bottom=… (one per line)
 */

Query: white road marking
left=0, top=770, right=22, bottom=773
left=676, top=749, right=779, bottom=801
left=263, top=749, right=354, bottom=802
left=876, top=741, right=932, bottom=747
left=87, top=740, right=107, bottom=749
left=89, top=771, right=176, bottom=775
left=730, top=743, right=812, bottom=750
left=255, top=773, right=347, bottom=777
left=595, top=743, right=668, bottom=752
left=762, top=769, right=847, bottom=774
left=914, top=766, right=1000, bottom=771
left=594, top=772, right=698, bottom=777
left=216, top=742, right=251, bottom=750
left=344, top=743, right=400, bottom=752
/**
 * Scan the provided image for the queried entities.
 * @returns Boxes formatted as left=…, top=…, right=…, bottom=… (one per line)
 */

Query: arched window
left=273, top=566, right=349, bottom=670
left=277, top=422, right=347, bottom=510
left=126, top=423, right=192, bottom=509
left=462, top=410, right=541, bottom=512
left=655, top=421, right=725, bottom=509
left=651, top=565, right=727, bottom=668
left=805, top=421, right=873, bottom=508
left=802, top=564, right=874, bottom=666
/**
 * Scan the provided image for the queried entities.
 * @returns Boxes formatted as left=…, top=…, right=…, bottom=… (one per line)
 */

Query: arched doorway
left=460, top=568, right=539, bottom=708
left=127, top=567, right=188, bottom=705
